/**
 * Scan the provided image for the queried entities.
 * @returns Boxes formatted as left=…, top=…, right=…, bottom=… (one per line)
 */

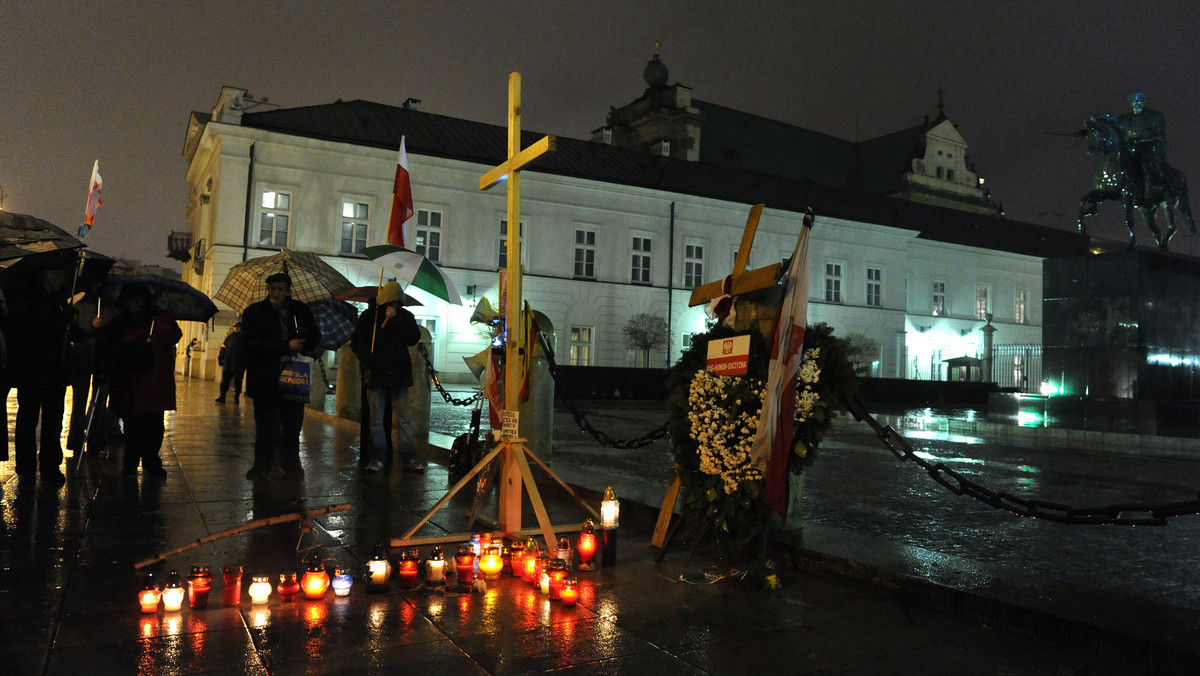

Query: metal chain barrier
left=539, top=333, right=671, bottom=449
left=419, top=343, right=482, bottom=407
left=846, top=397, right=1200, bottom=526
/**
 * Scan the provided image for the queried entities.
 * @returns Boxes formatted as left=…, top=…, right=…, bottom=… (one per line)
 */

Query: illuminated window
left=975, top=283, right=991, bottom=320
left=574, top=228, right=596, bottom=278
left=866, top=267, right=882, bottom=307
left=631, top=236, right=652, bottom=284
left=498, top=220, right=525, bottom=269
left=824, top=261, right=843, bottom=303
left=339, top=201, right=368, bottom=255
left=258, top=190, right=290, bottom=248
left=569, top=326, right=593, bottom=366
left=1014, top=288, right=1028, bottom=324
left=932, top=280, right=946, bottom=316
left=415, top=209, right=442, bottom=263
left=683, top=242, right=705, bottom=288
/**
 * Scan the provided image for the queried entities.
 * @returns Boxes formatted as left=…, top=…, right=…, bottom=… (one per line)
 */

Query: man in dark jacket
left=9, top=269, right=70, bottom=482
left=240, top=272, right=320, bottom=479
left=214, top=322, right=247, bottom=403
left=351, top=281, right=423, bottom=473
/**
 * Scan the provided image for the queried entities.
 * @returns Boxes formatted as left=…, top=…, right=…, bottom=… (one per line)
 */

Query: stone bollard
left=335, top=345, right=361, bottom=420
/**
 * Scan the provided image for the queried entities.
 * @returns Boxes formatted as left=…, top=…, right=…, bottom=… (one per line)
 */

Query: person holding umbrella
left=98, top=283, right=182, bottom=478
left=350, top=281, right=423, bottom=474
left=241, top=271, right=320, bottom=479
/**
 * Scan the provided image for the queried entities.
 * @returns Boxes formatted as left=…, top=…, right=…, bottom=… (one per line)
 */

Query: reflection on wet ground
left=0, top=383, right=1195, bottom=673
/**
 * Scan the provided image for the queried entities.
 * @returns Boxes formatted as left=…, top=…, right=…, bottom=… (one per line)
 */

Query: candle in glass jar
left=187, top=564, right=213, bottom=608
left=277, top=572, right=300, bottom=602
left=222, top=566, right=243, bottom=607
left=162, top=571, right=185, bottom=612
left=559, top=578, right=580, bottom=607
left=426, top=546, right=446, bottom=586
left=248, top=576, right=272, bottom=605
left=398, top=549, right=421, bottom=588
left=479, top=546, right=503, bottom=581
left=138, top=574, right=161, bottom=613
left=454, top=543, right=476, bottom=585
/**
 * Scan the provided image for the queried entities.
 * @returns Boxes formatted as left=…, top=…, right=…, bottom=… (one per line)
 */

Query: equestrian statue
left=1076, top=90, right=1194, bottom=250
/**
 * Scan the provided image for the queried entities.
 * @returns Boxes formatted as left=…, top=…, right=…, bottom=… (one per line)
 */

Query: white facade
left=182, top=89, right=1044, bottom=386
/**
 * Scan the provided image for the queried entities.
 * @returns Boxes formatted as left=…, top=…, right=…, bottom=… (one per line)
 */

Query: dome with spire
left=643, top=43, right=668, bottom=87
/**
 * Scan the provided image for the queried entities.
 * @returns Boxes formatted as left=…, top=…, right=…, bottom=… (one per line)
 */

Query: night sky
left=3, top=1, right=1198, bottom=264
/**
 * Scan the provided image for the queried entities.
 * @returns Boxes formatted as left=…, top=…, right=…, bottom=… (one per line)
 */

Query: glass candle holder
left=479, top=546, right=503, bottom=581
left=398, top=549, right=421, bottom=589
left=547, top=560, right=569, bottom=600
left=248, top=576, right=272, bottom=605
left=454, top=544, right=476, bottom=585
left=277, top=572, right=300, bottom=602
left=508, top=541, right=526, bottom=577
left=331, top=569, right=354, bottom=597
left=222, top=566, right=243, bottom=607
left=301, top=562, right=330, bottom=600
left=162, top=571, right=185, bottom=612
left=366, top=543, right=392, bottom=592
left=187, top=564, right=213, bottom=609
left=559, top=578, right=580, bottom=607
left=600, top=485, right=620, bottom=529
left=426, top=546, right=446, bottom=586
left=577, top=520, right=598, bottom=571
left=555, top=536, right=573, bottom=567
left=138, top=574, right=161, bottom=614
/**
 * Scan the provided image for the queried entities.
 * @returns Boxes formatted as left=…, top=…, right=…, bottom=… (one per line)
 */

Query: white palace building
left=177, top=54, right=1088, bottom=388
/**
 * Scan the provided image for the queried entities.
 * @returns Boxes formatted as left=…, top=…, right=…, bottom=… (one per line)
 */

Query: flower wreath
left=665, top=322, right=859, bottom=561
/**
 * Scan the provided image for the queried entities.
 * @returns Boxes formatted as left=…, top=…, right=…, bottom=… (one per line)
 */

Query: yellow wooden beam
left=479, top=135, right=557, bottom=191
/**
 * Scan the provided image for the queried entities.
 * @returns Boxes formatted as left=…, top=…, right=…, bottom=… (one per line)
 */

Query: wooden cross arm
left=479, top=135, right=557, bottom=190
left=688, top=262, right=781, bottom=307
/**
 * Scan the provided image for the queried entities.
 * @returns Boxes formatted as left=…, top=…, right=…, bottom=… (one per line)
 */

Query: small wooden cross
left=688, top=203, right=781, bottom=306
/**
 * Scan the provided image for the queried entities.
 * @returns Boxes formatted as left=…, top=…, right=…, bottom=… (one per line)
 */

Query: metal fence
left=990, top=343, right=1042, bottom=392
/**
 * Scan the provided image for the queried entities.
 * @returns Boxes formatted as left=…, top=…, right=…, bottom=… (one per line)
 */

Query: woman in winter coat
left=99, top=283, right=182, bottom=477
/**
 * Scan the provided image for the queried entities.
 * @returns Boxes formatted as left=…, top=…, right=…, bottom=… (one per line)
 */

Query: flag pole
left=370, top=266, right=384, bottom=352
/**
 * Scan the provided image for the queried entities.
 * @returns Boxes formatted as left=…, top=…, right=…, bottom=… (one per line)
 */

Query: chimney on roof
left=403, top=98, right=421, bottom=110
left=213, top=86, right=247, bottom=125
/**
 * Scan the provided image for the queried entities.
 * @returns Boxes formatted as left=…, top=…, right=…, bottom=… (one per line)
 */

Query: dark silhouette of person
left=215, top=322, right=247, bottom=403
left=240, top=272, right=320, bottom=479
left=9, top=269, right=71, bottom=482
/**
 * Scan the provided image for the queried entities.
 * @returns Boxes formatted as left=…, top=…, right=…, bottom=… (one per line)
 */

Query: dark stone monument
left=1041, top=249, right=1200, bottom=435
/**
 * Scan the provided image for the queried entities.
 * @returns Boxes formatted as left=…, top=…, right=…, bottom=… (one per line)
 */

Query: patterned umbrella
left=214, top=250, right=355, bottom=312
left=101, top=274, right=218, bottom=322
left=0, top=211, right=82, bottom=262
left=308, top=298, right=358, bottom=349
left=362, top=245, right=462, bottom=305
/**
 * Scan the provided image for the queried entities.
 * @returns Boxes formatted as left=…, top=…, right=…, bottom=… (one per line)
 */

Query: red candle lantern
left=454, top=543, right=476, bottom=585
left=501, top=544, right=513, bottom=575
left=277, top=571, right=300, bottom=602
left=547, top=560, right=569, bottom=600
left=138, top=574, right=161, bottom=613
left=508, top=541, right=525, bottom=577
left=161, top=571, right=185, bottom=612
left=187, top=564, right=213, bottom=608
left=559, top=578, right=580, bottom=607
left=301, top=561, right=330, bottom=600
left=521, top=550, right=539, bottom=583
left=479, top=546, right=503, bottom=581
left=577, top=520, right=598, bottom=571
left=222, top=566, right=243, bottom=607
left=538, top=556, right=554, bottom=594
left=398, top=549, right=421, bottom=588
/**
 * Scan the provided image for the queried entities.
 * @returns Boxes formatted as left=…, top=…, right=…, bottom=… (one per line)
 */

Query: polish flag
left=750, top=209, right=814, bottom=519
left=83, top=160, right=103, bottom=229
left=386, top=137, right=414, bottom=247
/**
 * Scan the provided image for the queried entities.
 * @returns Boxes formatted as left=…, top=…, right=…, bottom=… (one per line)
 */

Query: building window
left=498, top=220, right=524, bottom=269
left=415, top=209, right=442, bottom=263
left=339, top=200, right=369, bottom=255
left=569, top=326, right=592, bottom=366
left=258, top=190, right=290, bottom=248
left=1014, top=288, right=1028, bottom=324
left=866, top=266, right=882, bottom=307
left=824, top=261, right=843, bottom=303
left=631, top=235, right=652, bottom=284
left=932, top=280, right=946, bottom=316
left=976, top=283, right=991, bottom=319
left=574, top=228, right=596, bottom=278
left=683, top=242, right=705, bottom=288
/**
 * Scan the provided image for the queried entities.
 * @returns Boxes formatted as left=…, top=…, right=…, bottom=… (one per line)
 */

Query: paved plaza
left=0, top=377, right=1196, bottom=674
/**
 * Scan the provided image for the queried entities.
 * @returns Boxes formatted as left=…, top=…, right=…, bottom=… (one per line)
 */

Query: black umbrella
left=0, top=248, right=114, bottom=297
left=101, top=274, right=218, bottom=323
left=0, top=211, right=82, bottom=261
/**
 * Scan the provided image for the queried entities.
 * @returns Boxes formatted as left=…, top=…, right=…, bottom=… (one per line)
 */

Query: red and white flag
left=386, top=136, right=414, bottom=247
left=83, top=160, right=103, bottom=229
left=750, top=209, right=813, bottom=519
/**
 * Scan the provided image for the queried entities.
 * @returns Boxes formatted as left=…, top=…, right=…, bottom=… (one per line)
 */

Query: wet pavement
left=1, top=379, right=1197, bottom=674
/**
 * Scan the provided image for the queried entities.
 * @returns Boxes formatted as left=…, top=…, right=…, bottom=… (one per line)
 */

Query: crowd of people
left=1, top=267, right=426, bottom=483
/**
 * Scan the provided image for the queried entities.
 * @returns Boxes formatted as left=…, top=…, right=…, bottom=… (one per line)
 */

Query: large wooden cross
left=394, top=73, right=600, bottom=551
left=687, top=203, right=781, bottom=307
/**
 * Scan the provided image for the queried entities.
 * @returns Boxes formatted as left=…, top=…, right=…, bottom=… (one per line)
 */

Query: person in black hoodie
left=351, top=281, right=422, bottom=473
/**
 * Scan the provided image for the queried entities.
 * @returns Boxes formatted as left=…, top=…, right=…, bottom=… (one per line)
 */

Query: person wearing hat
left=350, top=281, right=423, bottom=473
left=214, top=322, right=247, bottom=403
left=240, top=271, right=320, bottom=479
